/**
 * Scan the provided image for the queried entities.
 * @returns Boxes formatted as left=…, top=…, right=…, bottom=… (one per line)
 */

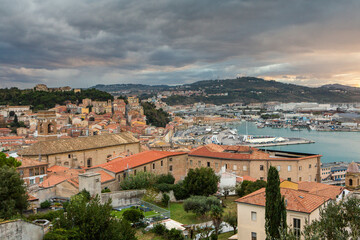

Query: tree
left=0, top=152, right=22, bottom=168
left=173, top=181, right=190, bottom=200
left=223, top=211, right=237, bottom=234
left=122, top=208, right=144, bottom=223
left=119, top=172, right=158, bottom=190
left=210, top=205, right=223, bottom=236
left=236, top=180, right=266, bottom=197
left=141, top=102, right=170, bottom=127
left=183, top=196, right=221, bottom=217
left=220, top=185, right=233, bottom=199
left=40, top=200, right=51, bottom=209
left=156, top=173, right=175, bottom=184
left=161, top=193, right=170, bottom=207
left=265, top=166, right=286, bottom=239
left=0, top=166, right=28, bottom=219
left=183, top=167, right=220, bottom=196
left=53, top=194, right=136, bottom=240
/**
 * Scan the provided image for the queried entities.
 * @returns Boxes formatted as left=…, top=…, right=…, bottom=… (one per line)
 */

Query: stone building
left=16, top=158, right=48, bottom=186
left=89, top=150, right=188, bottom=190
left=18, top=132, right=140, bottom=168
left=188, top=144, right=322, bottom=183
left=345, top=162, right=360, bottom=189
left=36, top=110, right=58, bottom=141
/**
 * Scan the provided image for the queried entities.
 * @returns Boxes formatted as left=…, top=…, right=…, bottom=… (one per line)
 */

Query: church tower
left=36, top=110, right=58, bottom=141
left=345, top=162, right=360, bottom=190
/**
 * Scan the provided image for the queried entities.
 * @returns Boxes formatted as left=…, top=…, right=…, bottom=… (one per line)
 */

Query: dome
left=347, top=162, right=359, bottom=173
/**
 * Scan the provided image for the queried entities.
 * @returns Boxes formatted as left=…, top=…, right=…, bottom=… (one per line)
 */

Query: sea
left=233, top=121, right=360, bottom=164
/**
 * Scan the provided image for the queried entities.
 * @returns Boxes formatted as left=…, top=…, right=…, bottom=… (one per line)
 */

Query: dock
left=243, top=138, right=315, bottom=147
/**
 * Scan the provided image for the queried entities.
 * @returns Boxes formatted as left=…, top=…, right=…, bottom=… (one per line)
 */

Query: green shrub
left=156, top=173, right=175, bottom=184
left=161, top=193, right=170, bottom=207
left=44, top=228, right=80, bottom=240
left=40, top=200, right=51, bottom=209
left=155, top=183, right=174, bottom=193
left=166, top=228, right=184, bottom=240
left=151, top=223, right=167, bottom=235
left=26, top=210, right=63, bottom=222
left=101, top=188, right=111, bottom=193
left=122, top=209, right=144, bottom=223
left=173, top=181, right=189, bottom=200
left=183, top=196, right=221, bottom=216
left=120, top=172, right=158, bottom=190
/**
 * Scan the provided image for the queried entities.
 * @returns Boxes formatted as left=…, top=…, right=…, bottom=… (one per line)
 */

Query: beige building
left=89, top=150, right=188, bottom=190
left=236, top=187, right=330, bottom=240
left=18, top=132, right=140, bottom=168
left=189, top=144, right=321, bottom=183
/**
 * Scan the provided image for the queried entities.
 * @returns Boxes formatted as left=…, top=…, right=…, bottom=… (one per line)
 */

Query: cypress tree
left=265, top=166, right=287, bottom=239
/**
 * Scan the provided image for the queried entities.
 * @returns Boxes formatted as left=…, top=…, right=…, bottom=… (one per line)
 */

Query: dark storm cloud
left=1, top=0, right=360, bottom=87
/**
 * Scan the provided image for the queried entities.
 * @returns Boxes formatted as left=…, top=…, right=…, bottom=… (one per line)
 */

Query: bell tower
left=37, top=110, right=58, bottom=141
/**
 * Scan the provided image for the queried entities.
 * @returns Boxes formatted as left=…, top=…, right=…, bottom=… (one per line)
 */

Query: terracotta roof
left=236, top=175, right=257, bottom=182
left=236, top=187, right=330, bottom=214
left=189, top=144, right=265, bottom=160
left=18, top=132, right=139, bottom=156
left=298, top=181, right=344, bottom=200
left=39, top=175, right=67, bottom=188
left=96, top=170, right=115, bottom=183
left=190, top=144, right=320, bottom=161
left=91, top=150, right=187, bottom=173
left=28, top=194, right=38, bottom=201
left=17, top=158, right=48, bottom=168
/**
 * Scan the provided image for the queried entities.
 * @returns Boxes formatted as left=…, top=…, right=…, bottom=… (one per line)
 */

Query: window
left=251, top=211, right=257, bottom=221
left=87, top=158, right=92, bottom=168
left=19, top=170, right=24, bottom=176
left=251, top=232, right=257, bottom=240
left=64, top=162, right=69, bottom=166
left=349, top=179, right=353, bottom=186
left=288, top=165, right=292, bottom=172
left=134, top=170, right=137, bottom=176
left=35, top=168, right=39, bottom=175
left=190, top=160, right=192, bottom=166
left=207, top=162, right=210, bottom=167
left=299, top=166, right=302, bottom=171
left=68, top=154, right=71, bottom=158
left=123, top=173, right=127, bottom=179
left=153, top=163, right=155, bottom=170
left=260, top=165, right=264, bottom=171
left=169, top=157, right=173, bottom=162
left=224, top=164, right=228, bottom=169
left=287, top=178, right=291, bottom=181
left=309, top=164, right=312, bottom=169
left=29, top=169, right=34, bottom=177
left=260, top=177, right=264, bottom=180
left=39, top=177, right=43, bottom=183
left=198, top=161, right=201, bottom=167
left=293, top=218, right=301, bottom=238
left=144, top=166, right=147, bottom=172
left=243, top=165, right=247, bottom=171
left=215, top=163, right=218, bottom=168
left=233, top=165, right=237, bottom=170
left=40, top=167, right=45, bottom=175
left=299, top=177, right=302, bottom=181
left=161, top=160, right=163, bottom=166
left=277, top=166, right=281, bottom=171
left=169, top=165, right=173, bottom=171
left=29, top=179, right=35, bottom=185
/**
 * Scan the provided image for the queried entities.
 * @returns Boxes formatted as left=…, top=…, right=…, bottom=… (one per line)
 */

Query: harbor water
left=234, top=122, right=360, bottom=163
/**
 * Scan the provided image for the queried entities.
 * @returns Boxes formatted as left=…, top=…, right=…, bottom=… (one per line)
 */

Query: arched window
left=48, top=123, right=55, bottom=133
left=87, top=158, right=92, bottom=168
left=349, top=179, right=353, bottom=186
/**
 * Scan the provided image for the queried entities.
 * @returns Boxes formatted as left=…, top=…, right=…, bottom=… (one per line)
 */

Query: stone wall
left=0, top=220, right=44, bottom=240
left=101, top=190, right=146, bottom=207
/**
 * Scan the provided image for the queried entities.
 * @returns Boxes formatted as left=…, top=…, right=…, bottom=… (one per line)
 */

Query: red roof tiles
left=236, top=187, right=330, bottom=214
left=91, top=150, right=187, bottom=173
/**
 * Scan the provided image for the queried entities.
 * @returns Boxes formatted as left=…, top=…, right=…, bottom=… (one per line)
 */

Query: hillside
left=91, top=77, right=360, bottom=105
left=0, top=88, right=113, bottom=110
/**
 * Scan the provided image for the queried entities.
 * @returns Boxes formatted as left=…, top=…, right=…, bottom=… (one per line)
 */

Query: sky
left=1, top=0, right=360, bottom=88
